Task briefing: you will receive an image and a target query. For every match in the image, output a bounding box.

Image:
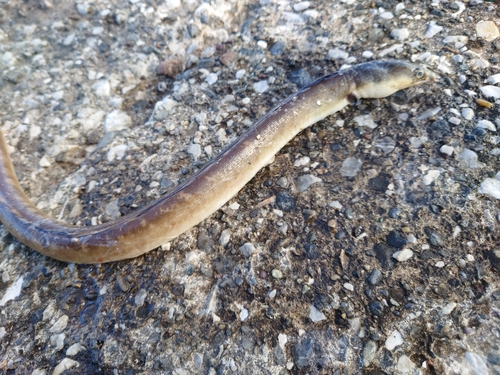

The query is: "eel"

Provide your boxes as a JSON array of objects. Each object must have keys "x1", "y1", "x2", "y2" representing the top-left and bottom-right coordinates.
[{"x1": 0, "y1": 60, "x2": 434, "y2": 263}]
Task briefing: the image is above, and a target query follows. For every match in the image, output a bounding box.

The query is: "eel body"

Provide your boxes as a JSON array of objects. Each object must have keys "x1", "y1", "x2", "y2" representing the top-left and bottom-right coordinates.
[{"x1": 0, "y1": 60, "x2": 434, "y2": 263}]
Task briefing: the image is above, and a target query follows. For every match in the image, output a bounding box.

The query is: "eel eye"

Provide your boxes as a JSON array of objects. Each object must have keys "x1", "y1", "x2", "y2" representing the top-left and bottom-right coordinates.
[{"x1": 414, "y1": 68, "x2": 425, "y2": 79}]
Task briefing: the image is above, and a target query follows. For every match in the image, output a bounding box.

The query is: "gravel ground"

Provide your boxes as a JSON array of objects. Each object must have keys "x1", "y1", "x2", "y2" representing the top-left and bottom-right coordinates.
[{"x1": 0, "y1": 0, "x2": 500, "y2": 374}]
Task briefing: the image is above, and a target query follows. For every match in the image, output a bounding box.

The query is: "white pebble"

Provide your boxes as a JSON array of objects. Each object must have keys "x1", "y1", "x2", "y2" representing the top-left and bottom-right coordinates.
[
  {"x1": 219, "y1": 229, "x2": 231, "y2": 246},
  {"x1": 448, "y1": 117, "x2": 461, "y2": 125},
  {"x1": 235, "y1": 69, "x2": 246, "y2": 79},
  {"x1": 390, "y1": 28, "x2": 409, "y2": 41},
  {"x1": 309, "y1": 305, "x2": 326, "y2": 322},
  {"x1": 476, "y1": 21, "x2": 500, "y2": 42},
  {"x1": 392, "y1": 249, "x2": 413, "y2": 262},
  {"x1": 491, "y1": 148, "x2": 500, "y2": 155},
  {"x1": 293, "y1": 1, "x2": 310, "y2": 12},
  {"x1": 416, "y1": 107, "x2": 441, "y2": 120},
  {"x1": 328, "y1": 48, "x2": 349, "y2": 60},
  {"x1": 205, "y1": 73, "x2": 218, "y2": 85},
  {"x1": 253, "y1": 80, "x2": 269, "y2": 94},
  {"x1": 353, "y1": 114, "x2": 377, "y2": 129},
  {"x1": 379, "y1": 11, "x2": 394, "y2": 19},
  {"x1": 152, "y1": 98, "x2": 178, "y2": 121},
  {"x1": 409, "y1": 136, "x2": 428, "y2": 148},
  {"x1": 106, "y1": 144, "x2": 127, "y2": 162},
  {"x1": 385, "y1": 330, "x2": 403, "y2": 350},
  {"x1": 66, "y1": 343, "x2": 86, "y2": 356},
  {"x1": 187, "y1": 143, "x2": 201, "y2": 160},
  {"x1": 480, "y1": 85, "x2": 500, "y2": 99},
  {"x1": 104, "y1": 110, "x2": 132, "y2": 132},
  {"x1": 461, "y1": 108, "x2": 474, "y2": 120},
  {"x1": 52, "y1": 358, "x2": 79, "y2": 375},
  {"x1": 435, "y1": 261, "x2": 445, "y2": 268},
  {"x1": 457, "y1": 149, "x2": 484, "y2": 169},
  {"x1": 343, "y1": 283, "x2": 354, "y2": 291},
  {"x1": 423, "y1": 170, "x2": 440, "y2": 185},
  {"x1": 0, "y1": 277, "x2": 24, "y2": 307},
  {"x1": 440, "y1": 145, "x2": 454, "y2": 156},
  {"x1": 39, "y1": 155, "x2": 51, "y2": 167},
  {"x1": 477, "y1": 119, "x2": 496, "y2": 132},
  {"x1": 362, "y1": 51, "x2": 374, "y2": 58},
  {"x1": 486, "y1": 73, "x2": 500, "y2": 85},
  {"x1": 451, "y1": 1, "x2": 465, "y2": 17},
  {"x1": 257, "y1": 40, "x2": 268, "y2": 49},
  {"x1": 134, "y1": 289, "x2": 147, "y2": 306},
  {"x1": 340, "y1": 157, "x2": 362, "y2": 177},
  {"x1": 240, "y1": 307, "x2": 248, "y2": 321},
  {"x1": 294, "y1": 156, "x2": 310, "y2": 167},
  {"x1": 92, "y1": 79, "x2": 110, "y2": 97},
  {"x1": 478, "y1": 178, "x2": 500, "y2": 199},
  {"x1": 50, "y1": 315, "x2": 69, "y2": 333},
  {"x1": 425, "y1": 21, "x2": 443, "y2": 38},
  {"x1": 442, "y1": 302, "x2": 457, "y2": 315},
  {"x1": 443, "y1": 35, "x2": 468, "y2": 46},
  {"x1": 397, "y1": 355, "x2": 415, "y2": 374},
  {"x1": 329, "y1": 201, "x2": 343, "y2": 210}
]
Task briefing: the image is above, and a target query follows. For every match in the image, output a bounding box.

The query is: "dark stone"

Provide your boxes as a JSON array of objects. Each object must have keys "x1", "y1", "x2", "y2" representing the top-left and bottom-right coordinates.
[
  {"x1": 427, "y1": 119, "x2": 450, "y2": 140},
  {"x1": 368, "y1": 301, "x2": 384, "y2": 317},
  {"x1": 160, "y1": 178, "x2": 174, "y2": 189},
  {"x1": 197, "y1": 58, "x2": 216, "y2": 69},
  {"x1": 293, "y1": 337, "x2": 314, "y2": 369},
  {"x1": 288, "y1": 68, "x2": 312, "y2": 88},
  {"x1": 197, "y1": 232, "x2": 213, "y2": 253},
  {"x1": 373, "y1": 243, "x2": 394, "y2": 269},
  {"x1": 276, "y1": 191, "x2": 295, "y2": 211},
  {"x1": 270, "y1": 41, "x2": 286, "y2": 55},
  {"x1": 425, "y1": 228, "x2": 445, "y2": 247},
  {"x1": 367, "y1": 269, "x2": 382, "y2": 285},
  {"x1": 386, "y1": 230, "x2": 407, "y2": 248},
  {"x1": 388, "y1": 207, "x2": 401, "y2": 218},
  {"x1": 368, "y1": 173, "x2": 390, "y2": 192},
  {"x1": 304, "y1": 243, "x2": 318, "y2": 259}
]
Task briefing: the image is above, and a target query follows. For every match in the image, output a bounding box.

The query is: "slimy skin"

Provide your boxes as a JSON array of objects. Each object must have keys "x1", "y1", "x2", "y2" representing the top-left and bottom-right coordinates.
[{"x1": 0, "y1": 60, "x2": 434, "y2": 263}]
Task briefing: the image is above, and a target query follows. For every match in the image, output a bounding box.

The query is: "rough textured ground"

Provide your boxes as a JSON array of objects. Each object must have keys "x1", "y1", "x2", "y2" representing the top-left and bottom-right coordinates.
[{"x1": 0, "y1": 0, "x2": 499, "y2": 374}]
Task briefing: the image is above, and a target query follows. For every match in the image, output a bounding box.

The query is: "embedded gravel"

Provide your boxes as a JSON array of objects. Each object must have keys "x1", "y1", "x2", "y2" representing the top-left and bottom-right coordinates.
[{"x1": 0, "y1": 1, "x2": 500, "y2": 375}]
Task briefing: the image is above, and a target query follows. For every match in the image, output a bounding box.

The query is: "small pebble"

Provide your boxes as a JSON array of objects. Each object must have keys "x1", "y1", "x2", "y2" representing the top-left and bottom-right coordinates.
[
  {"x1": 476, "y1": 21, "x2": 500, "y2": 42},
  {"x1": 327, "y1": 48, "x2": 348, "y2": 60},
  {"x1": 477, "y1": 120, "x2": 496, "y2": 132},
  {"x1": 205, "y1": 73, "x2": 218, "y2": 85},
  {"x1": 425, "y1": 21, "x2": 443, "y2": 38},
  {"x1": 478, "y1": 178, "x2": 500, "y2": 199},
  {"x1": 442, "y1": 302, "x2": 457, "y2": 315},
  {"x1": 343, "y1": 283, "x2": 354, "y2": 291},
  {"x1": 385, "y1": 330, "x2": 404, "y2": 350},
  {"x1": 271, "y1": 269, "x2": 283, "y2": 279},
  {"x1": 293, "y1": 1, "x2": 310, "y2": 12},
  {"x1": 440, "y1": 145, "x2": 454, "y2": 156},
  {"x1": 309, "y1": 305, "x2": 326, "y2": 322},
  {"x1": 457, "y1": 149, "x2": 484, "y2": 169},
  {"x1": 253, "y1": 80, "x2": 269, "y2": 94},
  {"x1": 295, "y1": 175, "x2": 322, "y2": 193},
  {"x1": 423, "y1": 170, "x2": 440, "y2": 185},
  {"x1": 390, "y1": 28, "x2": 409, "y2": 41},
  {"x1": 461, "y1": 108, "x2": 474, "y2": 120},
  {"x1": 392, "y1": 249, "x2": 413, "y2": 262},
  {"x1": 480, "y1": 86, "x2": 500, "y2": 99},
  {"x1": 239, "y1": 243, "x2": 256, "y2": 257},
  {"x1": 340, "y1": 157, "x2": 362, "y2": 177}
]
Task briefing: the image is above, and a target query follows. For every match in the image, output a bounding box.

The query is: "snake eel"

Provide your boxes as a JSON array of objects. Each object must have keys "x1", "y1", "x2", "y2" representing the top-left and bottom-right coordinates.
[{"x1": 0, "y1": 60, "x2": 434, "y2": 263}]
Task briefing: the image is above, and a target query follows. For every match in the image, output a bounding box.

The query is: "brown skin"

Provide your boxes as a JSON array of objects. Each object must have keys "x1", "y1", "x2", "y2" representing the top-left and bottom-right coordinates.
[{"x1": 0, "y1": 60, "x2": 434, "y2": 263}]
